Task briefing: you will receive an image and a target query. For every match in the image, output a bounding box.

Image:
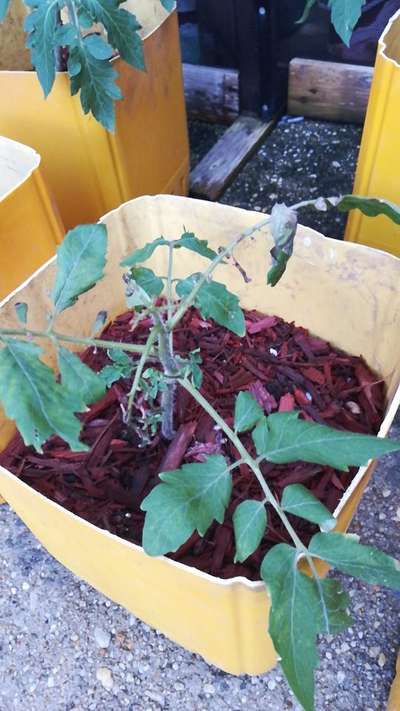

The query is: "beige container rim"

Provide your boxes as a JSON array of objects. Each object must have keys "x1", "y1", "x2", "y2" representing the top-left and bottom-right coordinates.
[
  {"x1": 379, "y1": 8, "x2": 400, "y2": 68},
  {"x1": 0, "y1": 136, "x2": 40, "y2": 202},
  {"x1": 1, "y1": 194, "x2": 399, "y2": 593}
]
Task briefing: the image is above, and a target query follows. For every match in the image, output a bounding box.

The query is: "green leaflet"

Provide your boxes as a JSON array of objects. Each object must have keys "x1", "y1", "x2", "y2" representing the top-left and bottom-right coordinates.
[
  {"x1": 125, "y1": 267, "x2": 164, "y2": 307},
  {"x1": 233, "y1": 499, "x2": 267, "y2": 563},
  {"x1": 68, "y1": 45, "x2": 122, "y2": 132},
  {"x1": 141, "y1": 455, "x2": 232, "y2": 556},
  {"x1": 0, "y1": 339, "x2": 87, "y2": 452},
  {"x1": 121, "y1": 238, "x2": 169, "y2": 267},
  {"x1": 24, "y1": 0, "x2": 60, "y2": 97},
  {"x1": 81, "y1": 0, "x2": 145, "y2": 69},
  {"x1": 328, "y1": 0, "x2": 364, "y2": 47},
  {"x1": 57, "y1": 347, "x2": 106, "y2": 405},
  {"x1": 261, "y1": 544, "x2": 352, "y2": 711},
  {"x1": 100, "y1": 349, "x2": 133, "y2": 387},
  {"x1": 309, "y1": 532, "x2": 400, "y2": 589},
  {"x1": 337, "y1": 195, "x2": 400, "y2": 225},
  {"x1": 121, "y1": 233, "x2": 218, "y2": 268},
  {"x1": 84, "y1": 34, "x2": 113, "y2": 60},
  {"x1": 176, "y1": 232, "x2": 218, "y2": 260},
  {"x1": 252, "y1": 411, "x2": 400, "y2": 471},
  {"x1": 0, "y1": 0, "x2": 10, "y2": 21},
  {"x1": 282, "y1": 484, "x2": 336, "y2": 532},
  {"x1": 176, "y1": 274, "x2": 245, "y2": 337},
  {"x1": 234, "y1": 391, "x2": 264, "y2": 433},
  {"x1": 52, "y1": 223, "x2": 107, "y2": 313},
  {"x1": 296, "y1": 0, "x2": 316, "y2": 24}
]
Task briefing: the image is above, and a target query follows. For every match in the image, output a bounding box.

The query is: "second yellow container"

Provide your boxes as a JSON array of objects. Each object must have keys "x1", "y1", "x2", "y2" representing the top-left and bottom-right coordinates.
[
  {"x1": 345, "y1": 9, "x2": 400, "y2": 255},
  {"x1": 0, "y1": 2, "x2": 189, "y2": 230}
]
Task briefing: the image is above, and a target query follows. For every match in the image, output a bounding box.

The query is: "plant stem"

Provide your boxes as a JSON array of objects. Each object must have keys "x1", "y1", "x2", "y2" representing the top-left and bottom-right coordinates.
[
  {"x1": 0, "y1": 327, "x2": 153, "y2": 357},
  {"x1": 168, "y1": 217, "x2": 270, "y2": 331},
  {"x1": 166, "y1": 243, "x2": 174, "y2": 353},
  {"x1": 153, "y1": 314, "x2": 179, "y2": 440},
  {"x1": 178, "y1": 376, "x2": 328, "y2": 620},
  {"x1": 125, "y1": 329, "x2": 159, "y2": 424}
]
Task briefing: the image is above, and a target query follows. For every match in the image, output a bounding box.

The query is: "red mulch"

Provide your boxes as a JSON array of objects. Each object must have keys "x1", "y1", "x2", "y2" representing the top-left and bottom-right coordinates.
[{"x1": 0, "y1": 308, "x2": 385, "y2": 580}]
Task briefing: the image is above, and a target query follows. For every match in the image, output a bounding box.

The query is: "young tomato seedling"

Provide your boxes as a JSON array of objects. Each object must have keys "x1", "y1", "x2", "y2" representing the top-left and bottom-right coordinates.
[{"x1": 0, "y1": 194, "x2": 400, "y2": 711}]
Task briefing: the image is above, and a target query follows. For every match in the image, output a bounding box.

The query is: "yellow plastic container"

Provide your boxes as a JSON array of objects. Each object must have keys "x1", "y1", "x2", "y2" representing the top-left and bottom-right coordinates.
[
  {"x1": 0, "y1": 196, "x2": 399, "y2": 675},
  {"x1": 387, "y1": 652, "x2": 400, "y2": 710},
  {"x1": 0, "y1": 3, "x2": 189, "y2": 230},
  {"x1": 345, "y1": 10, "x2": 400, "y2": 256},
  {"x1": 0, "y1": 136, "x2": 63, "y2": 300}
]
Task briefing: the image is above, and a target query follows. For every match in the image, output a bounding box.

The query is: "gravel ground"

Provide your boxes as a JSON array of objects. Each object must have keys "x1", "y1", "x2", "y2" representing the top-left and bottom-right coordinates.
[{"x1": 1, "y1": 118, "x2": 399, "y2": 711}]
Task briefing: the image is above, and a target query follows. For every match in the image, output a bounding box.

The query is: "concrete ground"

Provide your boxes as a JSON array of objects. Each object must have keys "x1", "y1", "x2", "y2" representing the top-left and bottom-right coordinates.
[{"x1": 0, "y1": 118, "x2": 399, "y2": 711}]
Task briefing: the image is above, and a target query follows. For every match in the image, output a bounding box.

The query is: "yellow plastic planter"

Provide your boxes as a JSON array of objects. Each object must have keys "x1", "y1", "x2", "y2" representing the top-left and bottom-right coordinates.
[
  {"x1": 0, "y1": 136, "x2": 63, "y2": 300},
  {"x1": 345, "y1": 9, "x2": 400, "y2": 256},
  {"x1": 0, "y1": 2, "x2": 189, "y2": 230},
  {"x1": 0, "y1": 196, "x2": 399, "y2": 675}
]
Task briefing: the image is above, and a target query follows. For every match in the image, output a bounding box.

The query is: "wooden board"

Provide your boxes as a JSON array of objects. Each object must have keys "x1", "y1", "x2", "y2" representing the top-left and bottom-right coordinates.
[
  {"x1": 288, "y1": 58, "x2": 373, "y2": 124},
  {"x1": 183, "y1": 64, "x2": 239, "y2": 124},
  {"x1": 190, "y1": 115, "x2": 276, "y2": 201}
]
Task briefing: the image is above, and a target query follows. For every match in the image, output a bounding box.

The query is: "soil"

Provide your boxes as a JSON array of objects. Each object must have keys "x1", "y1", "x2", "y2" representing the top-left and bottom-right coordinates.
[{"x1": 0, "y1": 307, "x2": 385, "y2": 581}]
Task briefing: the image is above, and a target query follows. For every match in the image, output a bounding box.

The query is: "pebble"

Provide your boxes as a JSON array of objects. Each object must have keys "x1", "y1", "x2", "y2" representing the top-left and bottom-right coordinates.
[
  {"x1": 382, "y1": 488, "x2": 391, "y2": 498},
  {"x1": 145, "y1": 690, "x2": 165, "y2": 705},
  {"x1": 22, "y1": 581, "x2": 30, "y2": 591},
  {"x1": 378, "y1": 653, "x2": 386, "y2": 668},
  {"x1": 340, "y1": 643, "x2": 350, "y2": 653},
  {"x1": 337, "y1": 671, "x2": 346, "y2": 684},
  {"x1": 174, "y1": 682, "x2": 185, "y2": 691},
  {"x1": 203, "y1": 683, "x2": 215, "y2": 695},
  {"x1": 369, "y1": 646, "x2": 380, "y2": 658},
  {"x1": 94, "y1": 627, "x2": 111, "y2": 649},
  {"x1": 96, "y1": 667, "x2": 114, "y2": 691},
  {"x1": 267, "y1": 680, "x2": 276, "y2": 691}
]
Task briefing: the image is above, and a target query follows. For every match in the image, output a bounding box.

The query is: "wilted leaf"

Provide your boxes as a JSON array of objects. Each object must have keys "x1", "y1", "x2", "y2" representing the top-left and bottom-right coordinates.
[
  {"x1": 176, "y1": 274, "x2": 245, "y2": 336},
  {"x1": 267, "y1": 203, "x2": 297, "y2": 287},
  {"x1": 58, "y1": 347, "x2": 105, "y2": 405},
  {"x1": 252, "y1": 411, "x2": 400, "y2": 470},
  {"x1": 337, "y1": 195, "x2": 400, "y2": 225},
  {"x1": 91, "y1": 310, "x2": 108, "y2": 335},
  {"x1": 296, "y1": 0, "x2": 316, "y2": 24},
  {"x1": 0, "y1": 339, "x2": 87, "y2": 452},
  {"x1": 234, "y1": 391, "x2": 264, "y2": 433},
  {"x1": 282, "y1": 484, "x2": 336, "y2": 532},
  {"x1": 141, "y1": 455, "x2": 232, "y2": 555},
  {"x1": 233, "y1": 499, "x2": 267, "y2": 562},
  {"x1": 52, "y1": 224, "x2": 107, "y2": 313},
  {"x1": 309, "y1": 532, "x2": 400, "y2": 589}
]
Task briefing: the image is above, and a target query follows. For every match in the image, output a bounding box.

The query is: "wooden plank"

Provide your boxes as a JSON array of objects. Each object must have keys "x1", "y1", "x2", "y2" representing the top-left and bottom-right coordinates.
[
  {"x1": 288, "y1": 58, "x2": 373, "y2": 124},
  {"x1": 190, "y1": 115, "x2": 276, "y2": 201},
  {"x1": 183, "y1": 64, "x2": 239, "y2": 124}
]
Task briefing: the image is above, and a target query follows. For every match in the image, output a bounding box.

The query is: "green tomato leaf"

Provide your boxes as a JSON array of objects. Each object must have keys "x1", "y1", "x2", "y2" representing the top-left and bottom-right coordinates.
[
  {"x1": 120, "y1": 237, "x2": 169, "y2": 267},
  {"x1": 328, "y1": 0, "x2": 364, "y2": 46},
  {"x1": 53, "y1": 22, "x2": 78, "y2": 46},
  {"x1": 100, "y1": 349, "x2": 132, "y2": 386},
  {"x1": 57, "y1": 347, "x2": 106, "y2": 405},
  {"x1": 68, "y1": 46, "x2": 122, "y2": 131},
  {"x1": 234, "y1": 391, "x2": 264, "y2": 433},
  {"x1": 80, "y1": 0, "x2": 145, "y2": 69},
  {"x1": 309, "y1": 532, "x2": 400, "y2": 589},
  {"x1": 233, "y1": 499, "x2": 267, "y2": 563},
  {"x1": 14, "y1": 302, "x2": 28, "y2": 325},
  {"x1": 282, "y1": 484, "x2": 336, "y2": 532},
  {"x1": 24, "y1": 0, "x2": 59, "y2": 97},
  {"x1": 175, "y1": 232, "x2": 219, "y2": 261},
  {"x1": 125, "y1": 267, "x2": 163, "y2": 307},
  {"x1": 176, "y1": 274, "x2": 245, "y2": 337},
  {"x1": 141, "y1": 455, "x2": 232, "y2": 556},
  {"x1": 337, "y1": 195, "x2": 400, "y2": 225},
  {"x1": 0, "y1": 339, "x2": 87, "y2": 452},
  {"x1": 0, "y1": 0, "x2": 10, "y2": 21},
  {"x1": 84, "y1": 33, "x2": 114, "y2": 60},
  {"x1": 52, "y1": 223, "x2": 107, "y2": 313},
  {"x1": 252, "y1": 411, "x2": 400, "y2": 471},
  {"x1": 261, "y1": 544, "x2": 353, "y2": 711}
]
